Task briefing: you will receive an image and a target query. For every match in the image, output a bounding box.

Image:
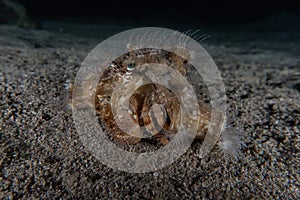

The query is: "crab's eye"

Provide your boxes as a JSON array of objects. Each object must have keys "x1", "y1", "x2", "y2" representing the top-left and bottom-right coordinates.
[{"x1": 127, "y1": 63, "x2": 135, "y2": 70}]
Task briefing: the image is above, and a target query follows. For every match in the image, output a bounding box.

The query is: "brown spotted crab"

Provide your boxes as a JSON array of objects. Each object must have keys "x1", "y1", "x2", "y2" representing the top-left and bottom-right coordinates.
[{"x1": 72, "y1": 47, "x2": 245, "y2": 160}]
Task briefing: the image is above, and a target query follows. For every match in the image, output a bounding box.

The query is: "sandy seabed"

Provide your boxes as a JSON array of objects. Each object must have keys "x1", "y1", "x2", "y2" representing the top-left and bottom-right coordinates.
[{"x1": 0, "y1": 18, "x2": 299, "y2": 199}]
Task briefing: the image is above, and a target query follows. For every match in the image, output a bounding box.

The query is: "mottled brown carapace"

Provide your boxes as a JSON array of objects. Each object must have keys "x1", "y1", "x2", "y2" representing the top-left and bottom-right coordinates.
[{"x1": 94, "y1": 48, "x2": 226, "y2": 146}]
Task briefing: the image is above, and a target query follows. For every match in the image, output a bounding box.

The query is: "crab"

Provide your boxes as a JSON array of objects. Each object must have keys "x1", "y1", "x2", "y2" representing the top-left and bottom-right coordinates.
[
  {"x1": 72, "y1": 47, "x2": 245, "y2": 159},
  {"x1": 93, "y1": 48, "x2": 225, "y2": 144}
]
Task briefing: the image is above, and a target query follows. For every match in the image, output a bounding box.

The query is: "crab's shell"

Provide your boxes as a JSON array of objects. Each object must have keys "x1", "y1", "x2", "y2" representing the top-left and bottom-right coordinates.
[{"x1": 88, "y1": 48, "x2": 226, "y2": 145}]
